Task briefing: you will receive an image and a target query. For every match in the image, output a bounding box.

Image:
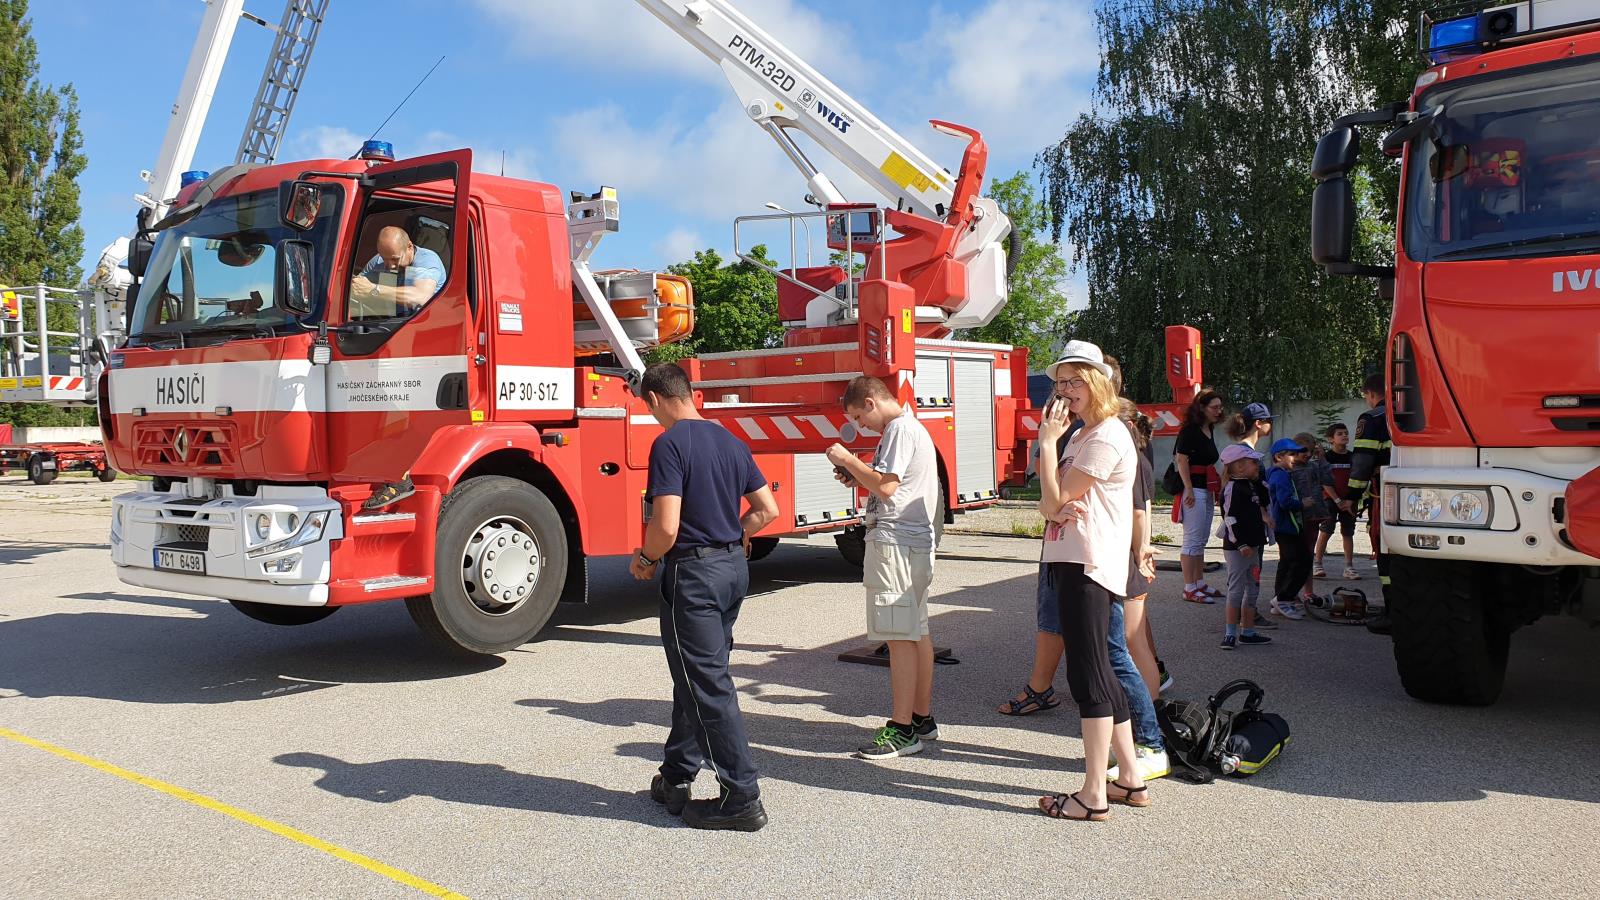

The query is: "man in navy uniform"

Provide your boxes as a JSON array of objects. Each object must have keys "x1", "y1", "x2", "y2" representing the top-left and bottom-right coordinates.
[
  {"x1": 1341, "y1": 372, "x2": 1392, "y2": 635},
  {"x1": 629, "y1": 363, "x2": 778, "y2": 831}
]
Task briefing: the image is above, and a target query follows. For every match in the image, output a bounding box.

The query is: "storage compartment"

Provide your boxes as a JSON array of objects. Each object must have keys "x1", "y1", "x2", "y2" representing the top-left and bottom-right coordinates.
[{"x1": 573, "y1": 270, "x2": 694, "y2": 356}]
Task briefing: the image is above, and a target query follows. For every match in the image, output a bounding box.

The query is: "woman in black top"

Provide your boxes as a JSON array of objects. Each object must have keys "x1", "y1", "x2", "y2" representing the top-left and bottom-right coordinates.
[{"x1": 1173, "y1": 391, "x2": 1224, "y2": 602}]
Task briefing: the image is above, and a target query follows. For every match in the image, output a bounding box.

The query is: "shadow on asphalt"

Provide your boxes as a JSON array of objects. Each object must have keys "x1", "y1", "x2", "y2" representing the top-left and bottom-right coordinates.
[
  {"x1": 0, "y1": 539, "x2": 109, "y2": 565},
  {"x1": 272, "y1": 752, "x2": 671, "y2": 826},
  {"x1": 0, "y1": 592, "x2": 501, "y2": 703}
]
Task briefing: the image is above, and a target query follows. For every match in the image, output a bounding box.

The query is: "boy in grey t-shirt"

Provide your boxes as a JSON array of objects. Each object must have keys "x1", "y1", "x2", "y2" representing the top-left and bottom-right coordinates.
[{"x1": 827, "y1": 376, "x2": 940, "y2": 760}]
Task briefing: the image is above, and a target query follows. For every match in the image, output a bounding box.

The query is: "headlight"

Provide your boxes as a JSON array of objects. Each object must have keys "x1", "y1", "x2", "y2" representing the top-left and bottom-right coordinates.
[
  {"x1": 1395, "y1": 485, "x2": 1491, "y2": 528},
  {"x1": 246, "y1": 510, "x2": 331, "y2": 558},
  {"x1": 254, "y1": 513, "x2": 272, "y2": 540},
  {"x1": 1446, "y1": 489, "x2": 1488, "y2": 526},
  {"x1": 1401, "y1": 487, "x2": 1442, "y2": 523}
]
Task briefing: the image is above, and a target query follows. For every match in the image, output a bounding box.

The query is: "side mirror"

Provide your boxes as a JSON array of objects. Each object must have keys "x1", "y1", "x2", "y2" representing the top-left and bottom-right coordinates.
[
  {"x1": 1310, "y1": 126, "x2": 1359, "y2": 180},
  {"x1": 276, "y1": 239, "x2": 315, "y2": 316},
  {"x1": 126, "y1": 233, "x2": 154, "y2": 279},
  {"x1": 279, "y1": 181, "x2": 321, "y2": 231},
  {"x1": 1311, "y1": 176, "x2": 1356, "y2": 266}
]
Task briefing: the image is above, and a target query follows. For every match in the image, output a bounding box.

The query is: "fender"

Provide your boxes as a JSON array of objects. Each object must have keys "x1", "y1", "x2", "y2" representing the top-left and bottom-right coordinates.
[{"x1": 406, "y1": 423, "x2": 594, "y2": 542}]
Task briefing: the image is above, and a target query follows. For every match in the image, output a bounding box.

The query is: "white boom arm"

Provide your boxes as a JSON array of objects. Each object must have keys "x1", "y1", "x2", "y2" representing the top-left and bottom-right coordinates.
[
  {"x1": 632, "y1": 0, "x2": 1013, "y2": 330},
  {"x1": 632, "y1": 0, "x2": 957, "y2": 219},
  {"x1": 136, "y1": 0, "x2": 249, "y2": 221}
]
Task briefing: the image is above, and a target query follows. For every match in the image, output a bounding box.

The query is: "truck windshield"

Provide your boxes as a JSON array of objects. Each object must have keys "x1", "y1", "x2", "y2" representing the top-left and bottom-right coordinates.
[
  {"x1": 1404, "y1": 55, "x2": 1600, "y2": 262},
  {"x1": 129, "y1": 186, "x2": 341, "y2": 345}
]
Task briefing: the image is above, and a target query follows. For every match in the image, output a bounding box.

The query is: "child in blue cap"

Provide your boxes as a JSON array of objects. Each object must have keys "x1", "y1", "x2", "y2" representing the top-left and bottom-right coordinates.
[{"x1": 1265, "y1": 437, "x2": 1311, "y2": 620}]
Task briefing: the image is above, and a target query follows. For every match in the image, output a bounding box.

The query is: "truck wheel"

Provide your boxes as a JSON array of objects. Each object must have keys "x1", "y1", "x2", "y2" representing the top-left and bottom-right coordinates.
[
  {"x1": 1389, "y1": 556, "x2": 1511, "y2": 706},
  {"x1": 747, "y1": 537, "x2": 779, "y2": 561},
  {"x1": 835, "y1": 525, "x2": 865, "y2": 567},
  {"x1": 229, "y1": 600, "x2": 340, "y2": 626},
  {"x1": 96, "y1": 467, "x2": 118, "y2": 482},
  {"x1": 27, "y1": 455, "x2": 56, "y2": 485},
  {"x1": 406, "y1": 475, "x2": 568, "y2": 655}
]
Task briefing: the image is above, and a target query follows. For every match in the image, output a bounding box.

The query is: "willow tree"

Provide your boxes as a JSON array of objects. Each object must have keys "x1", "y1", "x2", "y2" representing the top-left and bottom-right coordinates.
[{"x1": 1039, "y1": 0, "x2": 1410, "y2": 404}]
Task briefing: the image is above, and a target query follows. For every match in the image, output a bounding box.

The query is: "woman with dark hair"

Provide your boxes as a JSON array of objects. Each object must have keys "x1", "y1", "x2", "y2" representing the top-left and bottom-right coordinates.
[{"x1": 1173, "y1": 391, "x2": 1224, "y2": 603}]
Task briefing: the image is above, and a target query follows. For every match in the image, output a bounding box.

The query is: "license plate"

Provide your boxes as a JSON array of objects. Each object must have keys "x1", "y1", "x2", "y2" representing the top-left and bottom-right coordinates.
[{"x1": 154, "y1": 547, "x2": 205, "y2": 574}]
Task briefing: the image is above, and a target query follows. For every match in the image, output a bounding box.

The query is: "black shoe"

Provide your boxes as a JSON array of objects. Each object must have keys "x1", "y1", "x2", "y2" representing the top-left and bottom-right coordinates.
[
  {"x1": 681, "y1": 797, "x2": 768, "y2": 832},
  {"x1": 912, "y1": 713, "x2": 939, "y2": 741},
  {"x1": 650, "y1": 774, "x2": 690, "y2": 816},
  {"x1": 1366, "y1": 613, "x2": 1392, "y2": 635},
  {"x1": 363, "y1": 477, "x2": 415, "y2": 510}
]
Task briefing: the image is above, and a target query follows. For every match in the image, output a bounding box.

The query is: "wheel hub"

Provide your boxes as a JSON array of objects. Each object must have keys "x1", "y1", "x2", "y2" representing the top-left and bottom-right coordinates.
[{"x1": 462, "y1": 520, "x2": 541, "y2": 616}]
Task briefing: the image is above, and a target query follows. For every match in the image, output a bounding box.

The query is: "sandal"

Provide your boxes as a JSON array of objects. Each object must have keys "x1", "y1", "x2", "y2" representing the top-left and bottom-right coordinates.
[
  {"x1": 998, "y1": 684, "x2": 1060, "y2": 716},
  {"x1": 362, "y1": 477, "x2": 416, "y2": 510},
  {"x1": 1039, "y1": 792, "x2": 1109, "y2": 822},
  {"x1": 1107, "y1": 780, "x2": 1151, "y2": 808}
]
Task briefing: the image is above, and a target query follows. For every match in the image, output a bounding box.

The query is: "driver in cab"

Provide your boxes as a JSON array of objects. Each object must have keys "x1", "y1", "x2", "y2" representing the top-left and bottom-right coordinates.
[{"x1": 349, "y1": 225, "x2": 445, "y2": 317}]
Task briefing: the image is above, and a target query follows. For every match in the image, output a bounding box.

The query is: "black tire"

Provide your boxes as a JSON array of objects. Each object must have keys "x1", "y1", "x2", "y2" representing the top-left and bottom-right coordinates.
[
  {"x1": 229, "y1": 600, "x2": 340, "y2": 626},
  {"x1": 1389, "y1": 555, "x2": 1510, "y2": 706},
  {"x1": 835, "y1": 525, "x2": 866, "y2": 567},
  {"x1": 27, "y1": 455, "x2": 56, "y2": 486},
  {"x1": 406, "y1": 476, "x2": 568, "y2": 655},
  {"x1": 96, "y1": 467, "x2": 118, "y2": 482},
  {"x1": 747, "y1": 537, "x2": 779, "y2": 561}
]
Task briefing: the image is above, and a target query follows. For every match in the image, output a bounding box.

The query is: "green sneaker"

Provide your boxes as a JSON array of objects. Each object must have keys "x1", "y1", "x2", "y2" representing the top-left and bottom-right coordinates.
[{"x1": 855, "y1": 723, "x2": 923, "y2": 759}]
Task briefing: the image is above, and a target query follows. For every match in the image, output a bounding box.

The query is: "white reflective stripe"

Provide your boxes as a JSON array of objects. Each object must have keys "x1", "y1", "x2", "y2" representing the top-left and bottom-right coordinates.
[
  {"x1": 109, "y1": 356, "x2": 471, "y2": 414},
  {"x1": 736, "y1": 417, "x2": 768, "y2": 440},
  {"x1": 629, "y1": 415, "x2": 657, "y2": 426},
  {"x1": 916, "y1": 411, "x2": 948, "y2": 420},
  {"x1": 109, "y1": 359, "x2": 321, "y2": 414},
  {"x1": 771, "y1": 416, "x2": 804, "y2": 439},
  {"x1": 800, "y1": 415, "x2": 839, "y2": 438},
  {"x1": 329, "y1": 356, "x2": 468, "y2": 412}
]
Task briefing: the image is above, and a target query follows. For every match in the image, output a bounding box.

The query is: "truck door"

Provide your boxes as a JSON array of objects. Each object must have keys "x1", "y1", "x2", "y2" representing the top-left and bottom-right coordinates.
[{"x1": 326, "y1": 150, "x2": 474, "y2": 481}]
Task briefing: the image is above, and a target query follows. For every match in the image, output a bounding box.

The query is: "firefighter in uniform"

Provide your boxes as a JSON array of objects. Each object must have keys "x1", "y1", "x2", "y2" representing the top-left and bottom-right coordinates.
[
  {"x1": 629, "y1": 362, "x2": 779, "y2": 832},
  {"x1": 1341, "y1": 372, "x2": 1392, "y2": 635}
]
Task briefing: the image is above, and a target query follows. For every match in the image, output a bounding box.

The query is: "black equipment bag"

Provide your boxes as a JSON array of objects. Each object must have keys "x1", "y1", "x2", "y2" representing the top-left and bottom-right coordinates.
[{"x1": 1156, "y1": 679, "x2": 1289, "y2": 782}]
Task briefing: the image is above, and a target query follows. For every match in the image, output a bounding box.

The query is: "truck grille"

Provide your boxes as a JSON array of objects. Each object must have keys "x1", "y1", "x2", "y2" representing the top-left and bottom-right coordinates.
[
  {"x1": 175, "y1": 523, "x2": 209, "y2": 545},
  {"x1": 134, "y1": 422, "x2": 237, "y2": 470}
]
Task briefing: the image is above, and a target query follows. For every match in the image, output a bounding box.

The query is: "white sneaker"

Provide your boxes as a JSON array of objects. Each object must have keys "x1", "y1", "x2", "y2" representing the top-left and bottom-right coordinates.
[
  {"x1": 1108, "y1": 745, "x2": 1171, "y2": 782},
  {"x1": 1313, "y1": 563, "x2": 1327, "y2": 577},
  {"x1": 1271, "y1": 599, "x2": 1306, "y2": 620},
  {"x1": 1343, "y1": 566, "x2": 1360, "y2": 581}
]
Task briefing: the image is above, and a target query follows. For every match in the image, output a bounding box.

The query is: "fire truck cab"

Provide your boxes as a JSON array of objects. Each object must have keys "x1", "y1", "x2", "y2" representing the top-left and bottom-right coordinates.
[{"x1": 1312, "y1": 0, "x2": 1600, "y2": 704}]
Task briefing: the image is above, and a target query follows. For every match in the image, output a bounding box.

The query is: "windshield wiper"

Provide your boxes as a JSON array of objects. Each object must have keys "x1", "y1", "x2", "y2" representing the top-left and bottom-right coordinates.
[{"x1": 1435, "y1": 229, "x2": 1600, "y2": 259}]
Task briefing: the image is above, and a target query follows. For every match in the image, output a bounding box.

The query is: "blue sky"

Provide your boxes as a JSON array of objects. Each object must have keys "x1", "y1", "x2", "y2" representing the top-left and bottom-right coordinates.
[{"x1": 33, "y1": 0, "x2": 1097, "y2": 292}]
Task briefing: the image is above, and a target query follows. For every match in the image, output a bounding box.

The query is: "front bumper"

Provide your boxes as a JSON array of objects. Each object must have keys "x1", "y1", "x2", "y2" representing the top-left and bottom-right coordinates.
[
  {"x1": 110, "y1": 483, "x2": 344, "y2": 607},
  {"x1": 1382, "y1": 465, "x2": 1596, "y2": 567}
]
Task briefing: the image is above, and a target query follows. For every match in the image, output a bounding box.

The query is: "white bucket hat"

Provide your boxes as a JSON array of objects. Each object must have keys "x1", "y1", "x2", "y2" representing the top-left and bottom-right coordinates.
[{"x1": 1045, "y1": 340, "x2": 1113, "y2": 381}]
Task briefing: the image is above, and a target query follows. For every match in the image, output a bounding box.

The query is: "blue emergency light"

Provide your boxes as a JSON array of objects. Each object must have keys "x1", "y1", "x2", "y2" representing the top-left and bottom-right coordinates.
[
  {"x1": 359, "y1": 140, "x2": 395, "y2": 162},
  {"x1": 179, "y1": 169, "x2": 210, "y2": 187},
  {"x1": 1427, "y1": 15, "x2": 1480, "y2": 63}
]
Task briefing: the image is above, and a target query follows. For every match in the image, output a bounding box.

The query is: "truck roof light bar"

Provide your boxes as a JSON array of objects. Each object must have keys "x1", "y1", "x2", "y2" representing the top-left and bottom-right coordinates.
[{"x1": 1420, "y1": 1, "x2": 1600, "y2": 64}]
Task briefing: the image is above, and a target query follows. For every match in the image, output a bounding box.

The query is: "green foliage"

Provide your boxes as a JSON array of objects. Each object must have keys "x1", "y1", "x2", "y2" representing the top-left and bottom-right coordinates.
[
  {"x1": 1038, "y1": 0, "x2": 1412, "y2": 404},
  {"x1": 0, "y1": 1, "x2": 90, "y2": 428},
  {"x1": 1313, "y1": 400, "x2": 1349, "y2": 438},
  {"x1": 647, "y1": 245, "x2": 782, "y2": 363},
  {"x1": 958, "y1": 170, "x2": 1073, "y2": 363}
]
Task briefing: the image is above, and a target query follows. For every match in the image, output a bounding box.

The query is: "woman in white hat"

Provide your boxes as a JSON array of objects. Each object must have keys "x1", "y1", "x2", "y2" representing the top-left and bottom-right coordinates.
[{"x1": 1034, "y1": 340, "x2": 1148, "y2": 821}]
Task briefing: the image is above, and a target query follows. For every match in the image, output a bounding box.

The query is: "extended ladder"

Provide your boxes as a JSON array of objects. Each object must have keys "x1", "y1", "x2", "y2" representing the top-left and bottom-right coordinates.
[{"x1": 234, "y1": 0, "x2": 332, "y2": 165}]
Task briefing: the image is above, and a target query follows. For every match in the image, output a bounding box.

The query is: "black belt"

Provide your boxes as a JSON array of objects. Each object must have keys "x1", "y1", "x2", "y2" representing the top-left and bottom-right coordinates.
[{"x1": 666, "y1": 541, "x2": 741, "y2": 562}]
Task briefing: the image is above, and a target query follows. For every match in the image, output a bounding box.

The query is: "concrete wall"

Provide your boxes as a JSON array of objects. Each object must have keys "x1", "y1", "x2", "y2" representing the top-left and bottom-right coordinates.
[
  {"x1": 10, "y1": 426, "x2": 103, "y2": 445},
  {"x1": 1149, "y1": 398, "x2": 1369, "y2": 490}
]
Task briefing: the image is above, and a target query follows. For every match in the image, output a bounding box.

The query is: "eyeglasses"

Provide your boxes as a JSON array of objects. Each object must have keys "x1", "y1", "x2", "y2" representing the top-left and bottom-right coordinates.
[{"x1": 1054, "y1": 377, "x2": 1087, "y2": 390}]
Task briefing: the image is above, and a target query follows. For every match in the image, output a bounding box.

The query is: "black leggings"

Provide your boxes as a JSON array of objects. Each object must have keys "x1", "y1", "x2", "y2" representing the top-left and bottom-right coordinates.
[{"x1": 1051, "y1": 562, "x2": 1130, "y2": 723}]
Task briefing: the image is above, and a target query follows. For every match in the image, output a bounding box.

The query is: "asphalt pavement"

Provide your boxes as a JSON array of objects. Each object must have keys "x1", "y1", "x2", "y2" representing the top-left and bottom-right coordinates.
[{"x1": 3, "y1": 475, "x2": 1599, "y2": 898}]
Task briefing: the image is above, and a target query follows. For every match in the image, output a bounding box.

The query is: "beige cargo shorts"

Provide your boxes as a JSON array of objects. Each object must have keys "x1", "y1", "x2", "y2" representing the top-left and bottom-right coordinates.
[{"x1": 864, "y1": 539, "x2": 934, "y2": 641}]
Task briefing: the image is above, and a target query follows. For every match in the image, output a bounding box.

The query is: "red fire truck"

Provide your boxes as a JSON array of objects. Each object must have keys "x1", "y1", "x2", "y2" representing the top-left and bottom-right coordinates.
[
  {"x1": 1312, "y1": 0, "x2": 1600, "y2": 704},
  {"x1": 102, "y1": 1, "x2": 1031, "y2": 654}
]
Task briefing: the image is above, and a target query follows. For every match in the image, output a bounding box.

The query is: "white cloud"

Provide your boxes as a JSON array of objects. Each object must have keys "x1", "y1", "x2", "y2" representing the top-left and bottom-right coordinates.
[
  {"x1": 290, "y1": 125, "x2": 364, "y2": 160},
  {"x1": 652, "y1": 226, "x2": 706, "y2": 263},
  {"x1": 471, "y1": 0, "x2": 861, "y2": 80},
  {"x1": 415, "y1": 130, "x2": 540, "y2": 180},
  {"x1": 897, "y1": 0, "x2": 1099, "y2": 157}
]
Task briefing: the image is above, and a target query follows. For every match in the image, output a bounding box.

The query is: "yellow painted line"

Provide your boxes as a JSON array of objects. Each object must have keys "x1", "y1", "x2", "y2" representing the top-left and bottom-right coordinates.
[{"x1": 0, "y1": 726, "x2": 468, "y2": 899}]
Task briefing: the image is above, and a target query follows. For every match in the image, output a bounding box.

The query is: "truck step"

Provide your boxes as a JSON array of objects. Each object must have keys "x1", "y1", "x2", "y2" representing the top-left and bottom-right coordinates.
[
  {"x1": 348, "y1": 511, "x2": 418, "y2": 536},
  {"x1": 361, "y1": 574, "x2": 429, "y2": 592}
]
